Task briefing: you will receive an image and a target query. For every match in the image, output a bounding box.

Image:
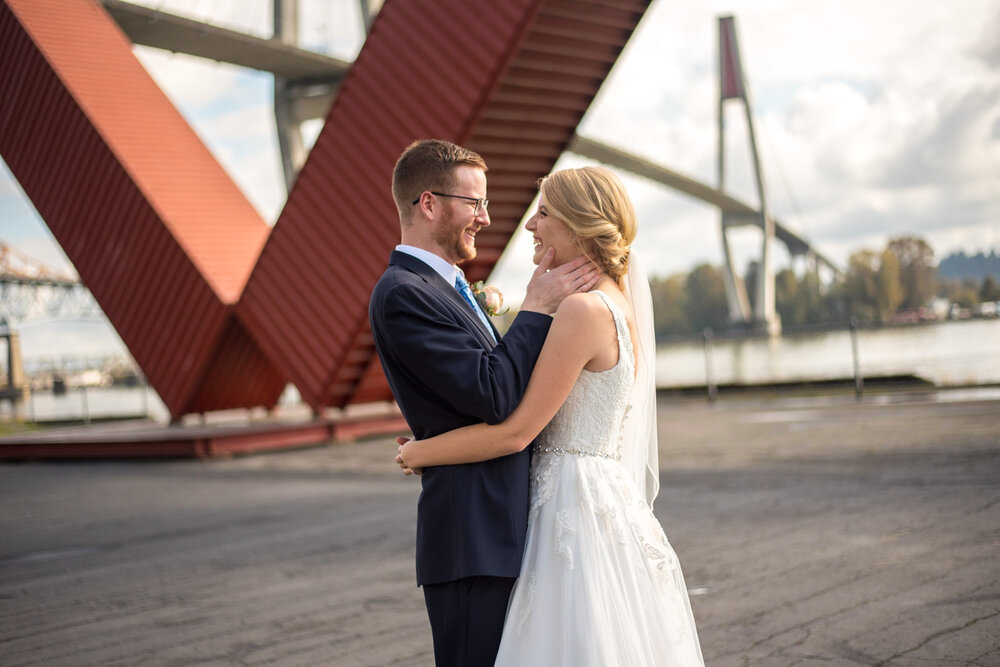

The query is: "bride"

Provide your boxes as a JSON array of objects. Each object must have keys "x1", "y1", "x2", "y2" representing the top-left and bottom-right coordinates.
[{"x1": 396, "y1": 166, "x2": 705, "y2": 667}]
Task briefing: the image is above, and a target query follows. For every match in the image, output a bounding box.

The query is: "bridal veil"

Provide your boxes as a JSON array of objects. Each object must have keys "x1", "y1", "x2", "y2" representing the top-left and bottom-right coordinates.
[{"x1": 622, "y1": 252, "x2": 660, "y2": 506}]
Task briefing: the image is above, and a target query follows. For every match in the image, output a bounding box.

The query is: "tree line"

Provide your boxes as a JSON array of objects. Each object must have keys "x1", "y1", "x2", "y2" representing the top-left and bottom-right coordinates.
[
  {"x1": 650, "y1": 236, "x2": 1000, "y2": 340},
  {"x1": 938, "y1": 250, "x2": 1000, "y2": 281}
]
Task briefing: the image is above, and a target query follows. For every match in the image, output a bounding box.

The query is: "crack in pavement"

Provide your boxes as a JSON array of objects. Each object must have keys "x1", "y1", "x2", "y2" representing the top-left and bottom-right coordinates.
[{"x1": 871, "y1": 608, "x2": 1000, "y2": 667}]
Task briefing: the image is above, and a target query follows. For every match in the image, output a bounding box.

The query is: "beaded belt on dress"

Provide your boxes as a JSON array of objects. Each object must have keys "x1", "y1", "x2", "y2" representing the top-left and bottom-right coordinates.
[{"x1": 535, "y1": 445, "x2": 622, "y2": 461}]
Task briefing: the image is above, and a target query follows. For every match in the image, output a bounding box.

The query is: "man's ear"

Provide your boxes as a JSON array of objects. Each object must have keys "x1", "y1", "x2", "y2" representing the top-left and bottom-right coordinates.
[{"x1": 413, "y1": 191, "x2": 436, "y2": 221}]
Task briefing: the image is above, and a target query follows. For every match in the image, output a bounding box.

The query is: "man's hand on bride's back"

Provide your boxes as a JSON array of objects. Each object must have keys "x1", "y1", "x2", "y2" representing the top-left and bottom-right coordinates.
[{"x1": 521, "y1": 249, "x2": 600, "y2": 315}]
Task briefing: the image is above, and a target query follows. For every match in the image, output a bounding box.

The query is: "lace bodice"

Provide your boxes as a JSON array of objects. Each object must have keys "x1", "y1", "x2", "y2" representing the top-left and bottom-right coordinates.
[{"x1": 534, "y1": 291, "x2": 634, "y2": 463}]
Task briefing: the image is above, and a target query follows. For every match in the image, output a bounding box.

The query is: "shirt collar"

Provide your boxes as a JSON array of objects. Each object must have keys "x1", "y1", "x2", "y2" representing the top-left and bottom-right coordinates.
[{"x1": 395, "y1": 245, "x2": 459, "y2": 286}]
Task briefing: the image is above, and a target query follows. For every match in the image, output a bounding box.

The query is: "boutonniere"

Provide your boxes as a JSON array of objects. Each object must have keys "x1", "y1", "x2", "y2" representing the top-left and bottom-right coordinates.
[{"x1": 470, "y1": 281, "x2": 509, "y2": 316}]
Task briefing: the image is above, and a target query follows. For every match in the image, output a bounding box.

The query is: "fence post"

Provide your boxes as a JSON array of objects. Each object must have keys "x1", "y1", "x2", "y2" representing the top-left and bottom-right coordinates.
[
  {"x1": 850, "y1": 317, "x2": 863, "y2": 400},
  {"x1": 704, "y1": 327, "x2": 718, "y2": 401},
  {"x1": 140, "y1": 373, "x2": 149, "y2": 420},
  {"x1": 81, "y1": 385, "x2": 91, "y2": 424}
]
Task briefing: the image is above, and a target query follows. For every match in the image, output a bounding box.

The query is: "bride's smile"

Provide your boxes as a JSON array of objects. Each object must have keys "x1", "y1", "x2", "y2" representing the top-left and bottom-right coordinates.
[{"x1": 526, "y1": 194, "x2": 581, "y2": 267}]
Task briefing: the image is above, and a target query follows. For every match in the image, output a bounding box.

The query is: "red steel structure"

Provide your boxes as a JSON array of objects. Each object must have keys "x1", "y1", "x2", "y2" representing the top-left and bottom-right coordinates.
[
  {"x1": 0, "y1": 0, "x2": 286, "y2": 418},
  {"x1": 1, "y1": 0, "x2": 649, "y2": 420}
]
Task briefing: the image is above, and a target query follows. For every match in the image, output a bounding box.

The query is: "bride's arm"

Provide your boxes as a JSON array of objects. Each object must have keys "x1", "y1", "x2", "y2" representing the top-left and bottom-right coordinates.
[{"x1": 398, "y1": 293, "x2": 607, "y2": 468}]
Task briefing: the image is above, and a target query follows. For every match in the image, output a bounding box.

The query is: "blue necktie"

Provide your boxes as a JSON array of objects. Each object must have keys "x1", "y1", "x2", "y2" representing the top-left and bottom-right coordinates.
[{"x1": 455, "y1": 271, "x2": 496, "y2": 342}]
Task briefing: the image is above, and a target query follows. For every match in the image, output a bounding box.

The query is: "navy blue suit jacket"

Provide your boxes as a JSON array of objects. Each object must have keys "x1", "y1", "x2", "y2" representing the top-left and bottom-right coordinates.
[{"x1": 369, "y1": 251, "x2": 551, "y2": 586}]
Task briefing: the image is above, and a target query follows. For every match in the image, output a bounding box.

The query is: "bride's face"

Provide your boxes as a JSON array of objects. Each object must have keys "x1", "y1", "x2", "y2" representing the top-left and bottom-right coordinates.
[{"x1": 526, "y1": 193, "x2": 581, "y2": 267}]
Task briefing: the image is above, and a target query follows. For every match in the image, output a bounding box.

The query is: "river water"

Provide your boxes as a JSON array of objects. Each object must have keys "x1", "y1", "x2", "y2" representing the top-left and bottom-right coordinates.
[
  {"x1": 8, "y1": 319, "x2": 999, "y2": 423},
  {"x1": 656, "y1": 318, "x2": 1000, "y2": 389}
]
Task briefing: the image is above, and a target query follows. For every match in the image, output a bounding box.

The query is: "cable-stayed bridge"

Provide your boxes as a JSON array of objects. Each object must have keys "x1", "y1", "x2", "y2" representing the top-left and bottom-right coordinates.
[
  {"x1": 1, "y1": 0, "x2": 836, "y2": 421},
  {"x1": 98, "y1": 0, "x2": 836, "y2": 331}
]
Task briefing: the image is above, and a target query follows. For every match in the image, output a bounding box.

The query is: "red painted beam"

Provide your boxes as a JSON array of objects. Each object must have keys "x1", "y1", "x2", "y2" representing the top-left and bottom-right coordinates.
[
  {"x1": 0, "y1": 0, "x2": 284, "y2": 418},
  {"x1": 2, "y1": 0, "x2": 650, "y2": 422}
]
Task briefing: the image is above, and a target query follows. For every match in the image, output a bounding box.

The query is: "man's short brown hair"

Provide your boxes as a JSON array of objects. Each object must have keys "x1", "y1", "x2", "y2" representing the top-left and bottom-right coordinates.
[{"x1": 392, "y1": 139, "x2": 487, "y2": 221}]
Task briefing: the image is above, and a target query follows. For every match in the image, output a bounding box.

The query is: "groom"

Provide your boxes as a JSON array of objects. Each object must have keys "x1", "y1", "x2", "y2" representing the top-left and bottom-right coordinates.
[{"x1": 369, "y1": 139, "x2": 596, "y2": 667}]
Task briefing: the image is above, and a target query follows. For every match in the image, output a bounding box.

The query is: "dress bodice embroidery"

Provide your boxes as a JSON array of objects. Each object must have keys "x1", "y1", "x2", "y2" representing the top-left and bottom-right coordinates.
[{"x1": 531, "y1": 290, "x2": 634, "y2": 512}]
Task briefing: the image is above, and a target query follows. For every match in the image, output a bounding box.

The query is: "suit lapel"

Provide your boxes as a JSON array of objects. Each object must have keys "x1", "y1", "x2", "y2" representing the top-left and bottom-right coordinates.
[{"x1": 390, "y1": 251, "x2": 497, "y2": 348}]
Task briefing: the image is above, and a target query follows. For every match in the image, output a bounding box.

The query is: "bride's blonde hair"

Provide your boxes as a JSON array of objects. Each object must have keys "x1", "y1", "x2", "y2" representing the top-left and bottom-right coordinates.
[{"x1": 537, "y1": 166, "x2": 637, "y2": 288}]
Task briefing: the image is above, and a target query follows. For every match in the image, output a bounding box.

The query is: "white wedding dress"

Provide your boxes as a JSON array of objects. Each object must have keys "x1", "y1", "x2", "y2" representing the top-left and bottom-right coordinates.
[{"x1": 494, "y1": 291, "x2": 705, "y2": 667}]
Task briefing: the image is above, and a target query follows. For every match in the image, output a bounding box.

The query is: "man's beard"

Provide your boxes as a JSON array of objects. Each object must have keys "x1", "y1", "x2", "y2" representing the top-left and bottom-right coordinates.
[{"x1": 435, "y1": 207, "x2": 476, "y2": 264}]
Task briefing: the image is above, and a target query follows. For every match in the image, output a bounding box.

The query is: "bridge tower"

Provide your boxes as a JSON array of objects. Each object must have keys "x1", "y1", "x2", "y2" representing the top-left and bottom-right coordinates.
[
  {"x1": 272, "y1": 0, "x2": 306, "y2": 191},
  {"x1": 0, "y1": 325, "x2": 27, "y2": 416},
  {"x1": 717, "y1": 15, "x2": 779, "y2": 334},
  {"x1": 272, "y1": 0, "x2": 382, "y2": 190},
  {"x1": 570, "y1": 15, "x2": 837, "y2": 338}
]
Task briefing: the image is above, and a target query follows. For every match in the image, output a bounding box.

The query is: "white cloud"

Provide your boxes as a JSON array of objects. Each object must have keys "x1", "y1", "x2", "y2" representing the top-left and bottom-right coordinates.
[
  {"x1": 125, "y1": 0, "x2": 271, "y2": 38},
  {"x1": 186, "y1": 97, "x2": 285, "y2": 222},
  {"x1": 133, "y1": 47, "x2": 285, "y2": 221},
  {"x1": 3, "y1": 0, "x2": 998, "y2": 313},
  {"x1": 133, "y1": 48, "x2": 249, "y2": 107},
  {"x1": 558, "y1": 0, "x2": 1000, "y2": 283},
  {"x1": 0, "y1": 171, "x2": 21, "y2": 198}
]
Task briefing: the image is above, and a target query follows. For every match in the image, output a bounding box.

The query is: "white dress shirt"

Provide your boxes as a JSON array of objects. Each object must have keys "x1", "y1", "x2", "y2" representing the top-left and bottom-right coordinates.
[{"x1": 395, "y1": 244, "x2": 459, "y2": 286}]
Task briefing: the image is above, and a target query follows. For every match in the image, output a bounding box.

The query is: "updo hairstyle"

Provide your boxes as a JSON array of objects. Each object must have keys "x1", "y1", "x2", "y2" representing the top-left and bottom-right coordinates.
[{"x1": 537, "y1": 166, "x2": 637, "y2": 288}]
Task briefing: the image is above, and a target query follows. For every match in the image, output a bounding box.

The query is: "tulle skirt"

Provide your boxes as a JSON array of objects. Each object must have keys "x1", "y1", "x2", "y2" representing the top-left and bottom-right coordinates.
[{"x1": 494, "y1": 454, "x2": 705, "y2": 667}]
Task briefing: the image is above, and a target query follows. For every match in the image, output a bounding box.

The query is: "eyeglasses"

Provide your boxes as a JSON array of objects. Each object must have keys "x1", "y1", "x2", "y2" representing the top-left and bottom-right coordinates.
[{"x1": 412, "y1": 191, "x2": 489, "y2": 215}]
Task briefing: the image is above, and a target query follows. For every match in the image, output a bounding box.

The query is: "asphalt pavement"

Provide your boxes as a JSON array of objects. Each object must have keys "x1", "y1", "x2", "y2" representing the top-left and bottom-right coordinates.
[{"x1": 1, "y1": 390, "x2": 998, "y2": 666}]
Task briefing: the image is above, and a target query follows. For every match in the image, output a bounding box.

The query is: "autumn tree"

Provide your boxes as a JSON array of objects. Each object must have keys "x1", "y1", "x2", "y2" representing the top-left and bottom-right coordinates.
[
  {"x1": 801, "y1": 269, "x2": 832, "y2": 323},
  {"x1": 875, "y1": 249, "x2": 903, "y2": 320},
  {"x1": 980, "y1": 274, "x2": 1000, "y2": 302},
  {"x1": 744, "y1": 261, "x2": 759, "y2": 315},
  {"x1": 936, "y1": 277, "x2": 979, "y2": 309},
  {"x1": 775, "y1": 268, "x2": 802, "y2": 326},
  {"x1": 775, "y1": 267, "x2": 828, "y2": 326},
  {"x1": 886, "y1": 236, "x2": 936, "y2": 310},
  {"x1": 649, "y1": 274, "x2": 688, "y2": 339},
  {"x1": 842, "y1": 250, "x2": 880, "y2": 321},
  {"x1": 683, "y1": 264, "x2": 729, "y2": 332},
  {"x1": 841, "y1": 246, "x2": 922, "y2": 321},
  {"x1": 954, "y1": 279, "x2": 981, "y2": 308}
]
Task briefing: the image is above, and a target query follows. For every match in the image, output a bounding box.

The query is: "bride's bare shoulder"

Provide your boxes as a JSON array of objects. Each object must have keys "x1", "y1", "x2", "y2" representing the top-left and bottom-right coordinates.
[
  {"x1": 553, "y1": 291, "x2": 608, "y2": 321},
  {"x1": 552, "y1": 291, "x2": 623, "y2": 345}
]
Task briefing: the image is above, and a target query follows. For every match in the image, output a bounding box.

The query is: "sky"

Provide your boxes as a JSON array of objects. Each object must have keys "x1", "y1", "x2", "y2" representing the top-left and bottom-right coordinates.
[{"x1": 2, "y1": 0, "x2": 998, "y2": 357}]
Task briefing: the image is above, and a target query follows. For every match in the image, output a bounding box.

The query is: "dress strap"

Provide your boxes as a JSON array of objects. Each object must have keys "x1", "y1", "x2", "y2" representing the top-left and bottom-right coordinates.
[{"x1": 590, "y1": 290, "x2": 635, "y2": 367}]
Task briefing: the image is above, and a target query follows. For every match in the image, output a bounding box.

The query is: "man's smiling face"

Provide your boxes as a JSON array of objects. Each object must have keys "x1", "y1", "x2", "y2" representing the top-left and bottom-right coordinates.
[{"x1": 432, "y1": 165, "x2": 490, "y2": 265}]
